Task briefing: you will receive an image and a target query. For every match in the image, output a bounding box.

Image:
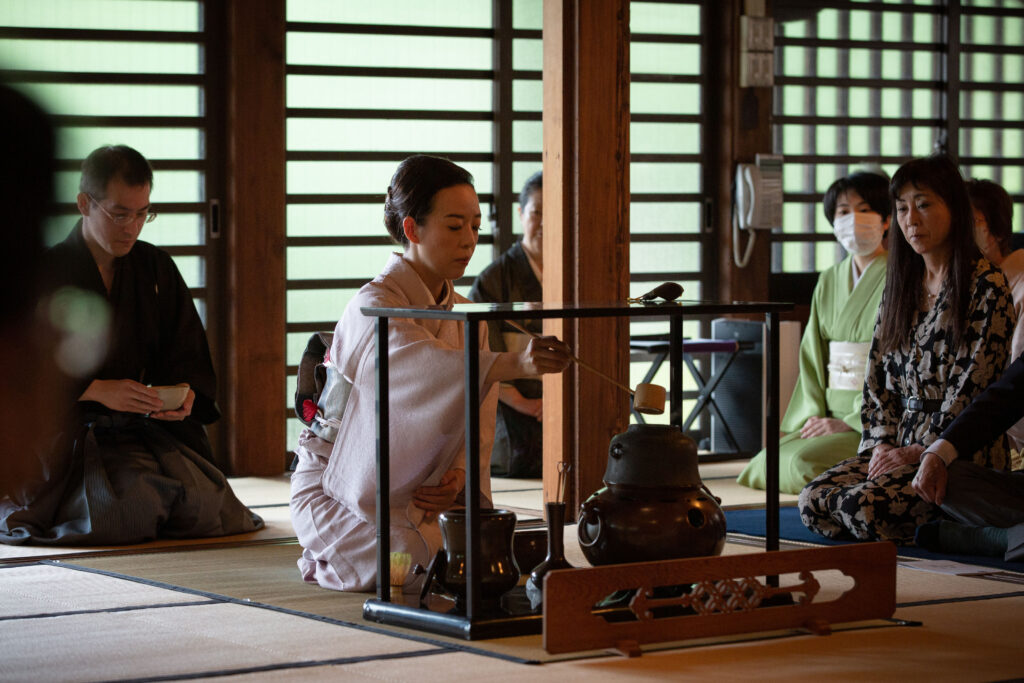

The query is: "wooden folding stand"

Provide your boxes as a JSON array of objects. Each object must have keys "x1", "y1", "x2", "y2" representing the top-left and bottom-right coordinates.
[{"x1": 543, "y1": 542, "x2": 897, "y2": 655}]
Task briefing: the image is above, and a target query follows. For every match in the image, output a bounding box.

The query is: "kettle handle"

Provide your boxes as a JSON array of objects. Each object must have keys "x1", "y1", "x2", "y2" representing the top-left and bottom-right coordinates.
[{"x1": 577, "y1": 508, "x2": 602, "y2": 548}]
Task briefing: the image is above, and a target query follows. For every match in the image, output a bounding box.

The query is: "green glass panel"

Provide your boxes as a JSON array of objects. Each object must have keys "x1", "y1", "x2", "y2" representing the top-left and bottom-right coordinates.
[
  {"x1": 878, "y1": 126, "x2": 900, "y2": 155},
  {"x1": 815, "y1": 86, "x2": 839, "y2": 117},
  {"x1": 629, "y1": 202, "x2": 701, "y2": 234},
  {"x1": 630, "y1": 2, "x2": 700, "y2": 36},
  {"x1": 286, "y1": 0, "x2": 491, "y2": 28},
  {"x1": 782, "y1": 46, "x2": 807, "y2": 78},
  {"x1": 513, "y1": 38, "x2": 542, "y2": 71},
  {"x1": 287, "y1": 75, "x2": 491, "y2": 111},
  {"x1": 513, "y1": 79, "x2": 542, "y2": 112},
  {"x1": 912, "y1": 89, "x2": 936, "y2": 119},
  {"x1": 781, "y1": 203, "x2": 806, "y2": 235},
  {"x1": 512, "y1": 0, "x2": 542, "y2": 30},
  {"x1": 971, "y1": 128, "x2": 996, "y2": 156},
  {"x1": 816, "y1": 240, "x2": 844, "y2": 268},
  {"x1": 631, "y1": 43, "x2": 701, "y2": 76},
  {"x1": 970, "y1": 15, "x2": 997, "y2": 43},
  {"x1": 967, "y1": 90, "x2": 996, "y2": 120},
  {"x1": 912, "y1": 127, "x2": 935, "y2": 157},
  {"x1": 630, "y1": 162, "x2": 701, "y2": 194},
  {"x1": 880, "y1": 88, "x2": 903, "y2": 118},
  {"x1": 850, "y1": 49, "x2": 873, "y2": 79},
  {"x1": 288, "y1": 244, "x2": 405, "y2": 280},
  {"x1": 913, "y1": 50, "x2": 939, "y2": 80},
  {"x1": 631, "y1": 82, "x2": 700, "y2": 115},
  {"x1": 1004, "y1": 130, "x2": 1023, "y2": 161},
  {"x1": 779, "y1": 242, "x2": 810, "y2": 273},
  {"x1": 781, "y1": 124, "x2": 810, "y2": 156},
  {"x1": 1016, "y1": 202, "x2": 1024, "y2": 232},
  {"x1": 964, "y1": 53, "x2": 995, "y2": 82},
  {"x1": 287, "y1": 288, "x2": 361, "y2": 324},
  {"x1": 1006, "y1": 56, "x2": 1024, "y2": 83},
  {"x1": 781, "y1": 85, "x2": 806, "y2": 116},
  {"x1": 287, "y1": 118, "x2": 492, "y2": 152},
  {"x1": 816, "y1": 125, "x2": 839, "y2": 155},
  {"x1": 629, "y1": 242, "x2": 699, "y2": 274},
  {"x1": 879, "y1": 49, "x2": 902, "y2": 80},
  {"x1": 286, "y1": 33, "x2": 492, "y2": 69},
  {"x1": 848, "y1": 126, "x2": 869, "y2": 154},
  {"x1": 630, "y1": 122, "x2": 700, "y2": 154},
  {"x1": 286, "y1": 160, "x2": 494, "y2": 196},
  {"x1": 136, "y1": 214, "x2": 205, "y2": 248},
  {"x1": 1, "y1": 0, "x2": 200, "y2": 30},
  {"x1": 818, "y1": 47, "x2": 840, "y2": 79},
  {"x1": 818, "y1": 9, "x2": 840, "y2": 40},
  {"x1": 914, "y1": 13, "x2": 938, "y2": 43},
  {"x1": 0, "y1": 39, "x2": 200, "y2": 73},
  {"x1": 16, "y1": 83, "x2": 200, "y2": 117},
  {"x1": 780, "y1": 18, "x2": 808, "y2": 39},
  {"x1": 171, "y1": 255, "x2": 203, "y2": 288},
  {"x1": 513, "y1": 120, "x2": 541, "y2": 153},
  {"x1": 849, "y1": 87, "x2": 872, "y2": 117},
  {"x1": 56, "y1": 127, "x2": 202, "y2": 161},
  {"x1": 782, "y1": 164, "x2": 809, "y2": 193},
  {"x1": 849, "y1": 10, "x2": 873, "y2": 41},
  {"x1": 288, "y1": 204, "x2": 387, "y2": 238},
  {"x1": 881, "y1": 12, "x2": 903, "y2": 42}
]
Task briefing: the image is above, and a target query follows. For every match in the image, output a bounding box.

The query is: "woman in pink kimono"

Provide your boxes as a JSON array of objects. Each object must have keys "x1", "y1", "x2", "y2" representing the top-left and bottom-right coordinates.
[{"x1": 290, "y1": 155, "x2": 570, "y2": 592}]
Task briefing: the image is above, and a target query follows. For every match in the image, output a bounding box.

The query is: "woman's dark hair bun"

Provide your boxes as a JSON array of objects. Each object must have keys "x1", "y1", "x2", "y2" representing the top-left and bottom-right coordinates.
[{"x1": 383, "y1": 155, "x2": 474, "y2": 246}]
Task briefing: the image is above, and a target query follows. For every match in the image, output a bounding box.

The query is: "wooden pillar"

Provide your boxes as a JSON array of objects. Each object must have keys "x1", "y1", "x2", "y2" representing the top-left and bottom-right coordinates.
[
  {"x1": 225, "y1": 0, "x2": 286, "y2": 475},
  {"x1": 542, "y1": 0, "x2": 631, "y2": 511},
  {"x1": 714, "y1": 1, "x2": 774, "y2": 304}
]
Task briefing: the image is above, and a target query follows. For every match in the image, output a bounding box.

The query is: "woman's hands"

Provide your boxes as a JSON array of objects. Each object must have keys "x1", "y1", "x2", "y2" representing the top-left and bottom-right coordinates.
[
  {"x1": 413, "y1": 468, "x2": 466, "y2": 521},
  {"x1": 912, "y1": 451, "x2": 949, "y2": 505},
  {"x1": 80, "y1": 379, "x2": 163, "y2": 415},
  {"x1": 518, "y1": 336, "x2": 572, "y2": 377},
  {"x1": 486, "y1": 335, "x2": 572, "y2": 384},
  {"x1": 79, "y1": 380, "x2": 194, "y2": 421},
  {"x1": 800, "y1": 416, "x2": 853, "y2": 439},
  {"x1": 498, "y1": 385, "x2": 543, "y2": 420},
  {"x1": 150, "y1": 389, "x2": 195, "y2": 422},
  {"x1": 868, "y1": 443, "x2": 924, "y2": 479}
]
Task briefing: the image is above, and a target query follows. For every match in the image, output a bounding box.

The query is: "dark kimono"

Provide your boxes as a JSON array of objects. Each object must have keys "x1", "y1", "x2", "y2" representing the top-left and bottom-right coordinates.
[
  {"x1": 799, "y1": 259, "x2": 1015, "y2": 544},
  {"x1": 468, "y1": 242, "x2": 543, "y2": 478},
  {"x1": 0, "y1": 223, "x2": 262, "y2": 545}
]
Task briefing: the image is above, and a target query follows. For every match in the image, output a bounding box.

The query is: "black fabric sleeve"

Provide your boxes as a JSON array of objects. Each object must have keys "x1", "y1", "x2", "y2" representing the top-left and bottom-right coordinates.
[{"x1": 942, "y1": 353, "x2": 1024, "y2": 458}]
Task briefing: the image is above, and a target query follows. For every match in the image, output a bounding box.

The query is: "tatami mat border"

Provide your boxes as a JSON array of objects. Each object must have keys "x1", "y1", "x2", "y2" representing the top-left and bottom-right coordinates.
[
  {"x1": 897, "y1": 590, "x2": 1024, "y2": 609},
  {"x1": 0, "y1": 537, "x2": 299, "y2": 566},
  {"x1": 0, "y1": 599, "x2": 218, "y2": 622},
  {"x1": 44, "y1": 560, "x2": 543, "y2": 666}
]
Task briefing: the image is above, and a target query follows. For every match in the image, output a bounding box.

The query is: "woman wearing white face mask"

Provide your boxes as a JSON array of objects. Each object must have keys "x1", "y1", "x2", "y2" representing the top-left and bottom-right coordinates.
[{"x1": 738, "y1": 171, "x2": 890, "y2": 493}]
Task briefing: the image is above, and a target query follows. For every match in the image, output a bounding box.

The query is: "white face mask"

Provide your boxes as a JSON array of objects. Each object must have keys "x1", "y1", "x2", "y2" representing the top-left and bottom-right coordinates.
[{"x1": 833, "y1": 212, "x2": 884, "y2": 256}]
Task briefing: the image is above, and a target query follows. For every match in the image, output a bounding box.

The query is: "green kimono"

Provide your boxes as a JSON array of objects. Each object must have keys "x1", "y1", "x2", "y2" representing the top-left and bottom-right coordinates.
[{"x1": 738, "y1": 253, "x2": 887, "y2": 493}]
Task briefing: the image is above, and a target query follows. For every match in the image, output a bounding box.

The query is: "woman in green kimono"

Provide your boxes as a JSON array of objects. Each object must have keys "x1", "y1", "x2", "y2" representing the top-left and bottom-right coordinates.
[{"x1": 738, "y1": 171, "x2": 891, "y2": 493}]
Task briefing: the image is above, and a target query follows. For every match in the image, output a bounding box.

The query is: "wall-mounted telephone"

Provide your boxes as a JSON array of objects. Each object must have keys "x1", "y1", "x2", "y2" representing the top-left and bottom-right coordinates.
[{"x1": 733, "y1": 154, "x2": 783, "y2": 267}]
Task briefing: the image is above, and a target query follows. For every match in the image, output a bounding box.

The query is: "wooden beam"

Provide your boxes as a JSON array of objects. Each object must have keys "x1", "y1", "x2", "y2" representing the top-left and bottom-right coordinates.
[
  {"x1": 224, "y1": 0, "x2": 286, "y2": 475},
  {"x1": 715, "y1": 0, "x2": 774, "y2": 305},
  {"x1": 542, "y1": 0, "x2": 631, "y2": 511}
]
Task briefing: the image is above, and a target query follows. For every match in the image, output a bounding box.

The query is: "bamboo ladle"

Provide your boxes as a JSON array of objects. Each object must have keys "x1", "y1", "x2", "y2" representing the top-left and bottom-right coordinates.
[{"x1": 503, "y1": 319, "x2": 667, "y2": 415}]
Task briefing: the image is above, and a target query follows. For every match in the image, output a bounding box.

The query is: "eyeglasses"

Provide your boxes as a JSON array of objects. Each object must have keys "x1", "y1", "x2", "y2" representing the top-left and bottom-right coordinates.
[{"x1": 88, "y1": 195, "x2": 157, "y2": 225}]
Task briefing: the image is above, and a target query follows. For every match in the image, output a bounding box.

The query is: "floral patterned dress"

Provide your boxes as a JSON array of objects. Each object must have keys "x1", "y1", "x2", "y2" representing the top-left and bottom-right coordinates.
[{"x1": 799, "y1": 259, "x2": 1015, "y2": 543}]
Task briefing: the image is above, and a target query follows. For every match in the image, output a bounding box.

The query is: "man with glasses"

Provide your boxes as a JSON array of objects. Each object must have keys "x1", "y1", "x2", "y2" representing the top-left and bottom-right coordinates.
[{"x1": 0, "y1": 145, "x2": 262, "y2": 546}]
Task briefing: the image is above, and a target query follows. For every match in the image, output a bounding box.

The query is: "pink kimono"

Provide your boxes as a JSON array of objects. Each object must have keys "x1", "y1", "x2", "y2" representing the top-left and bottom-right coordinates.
[{"x1": 290, "y1": 253, "x2": 499, "y2": 591}]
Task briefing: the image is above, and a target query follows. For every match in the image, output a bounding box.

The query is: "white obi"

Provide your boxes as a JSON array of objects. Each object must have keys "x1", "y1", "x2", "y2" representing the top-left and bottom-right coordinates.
[{"x1": 826, "y1": 341, "x2": 870, "y2": 391}]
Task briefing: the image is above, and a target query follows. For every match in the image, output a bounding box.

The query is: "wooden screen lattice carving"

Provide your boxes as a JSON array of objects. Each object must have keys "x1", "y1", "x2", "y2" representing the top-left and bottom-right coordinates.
[{"x1": 543, "y1": 542, "x2": 896, "y2": 654}]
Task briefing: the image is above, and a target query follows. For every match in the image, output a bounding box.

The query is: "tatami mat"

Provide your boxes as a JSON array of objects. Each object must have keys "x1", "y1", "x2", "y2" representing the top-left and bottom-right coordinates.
[{"x1": 0, "y1": 563, "x2": 203, "y2": 618}]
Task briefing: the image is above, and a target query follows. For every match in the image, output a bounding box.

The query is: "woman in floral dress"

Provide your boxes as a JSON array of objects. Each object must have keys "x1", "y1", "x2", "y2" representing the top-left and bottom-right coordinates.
[{"x1": 799, "y1": 154, "x2": 1016, "y2": 544}]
